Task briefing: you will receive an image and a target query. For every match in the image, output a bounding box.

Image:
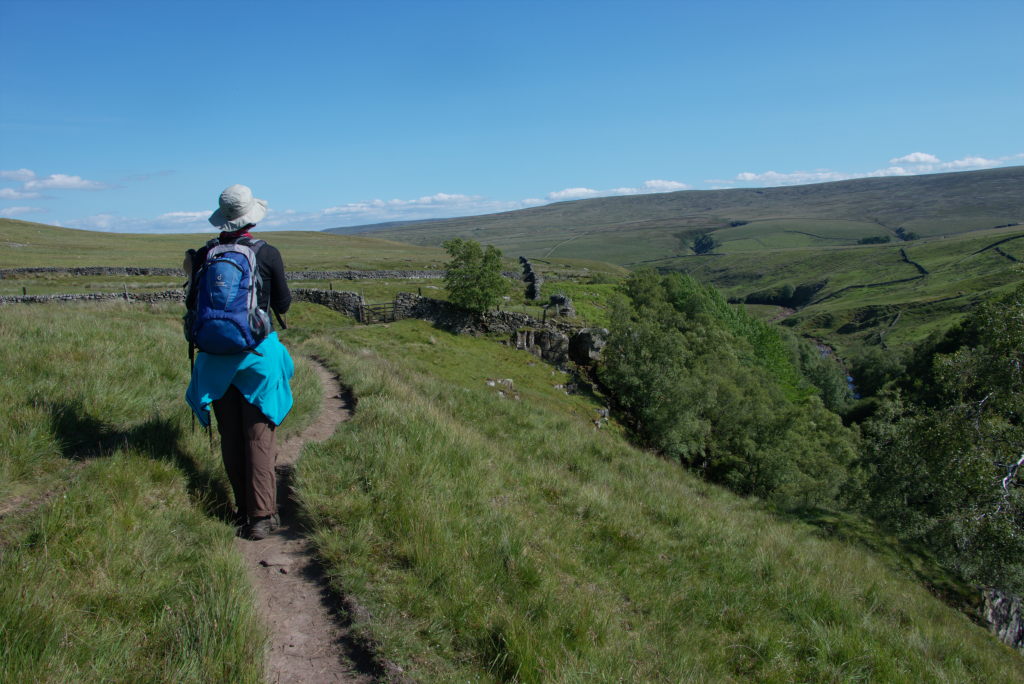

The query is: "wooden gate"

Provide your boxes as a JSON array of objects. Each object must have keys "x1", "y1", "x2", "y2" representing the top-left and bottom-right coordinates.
[{"x1": 360, "y1": 302, "x2": 397, "y2": 324}]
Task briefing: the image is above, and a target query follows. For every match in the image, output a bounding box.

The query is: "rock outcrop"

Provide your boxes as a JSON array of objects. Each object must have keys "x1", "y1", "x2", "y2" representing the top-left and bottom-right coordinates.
[{"x1": 982, "y1": 587, "x2": 1024, "y2": 653}]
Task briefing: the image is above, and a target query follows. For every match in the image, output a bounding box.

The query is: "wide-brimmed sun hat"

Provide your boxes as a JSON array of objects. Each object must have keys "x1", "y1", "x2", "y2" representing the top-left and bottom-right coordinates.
[{"x1": 208, "y1": 184, "x2": 268, "y2": 230}]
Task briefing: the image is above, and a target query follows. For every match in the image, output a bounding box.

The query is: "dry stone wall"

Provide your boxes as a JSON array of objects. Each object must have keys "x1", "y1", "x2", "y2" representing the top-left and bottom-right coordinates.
[
  {"x1": 0, "y1": 285, "x2": 608, "y2": 366},
  {"x1": 290, "y1": 288, "x2": 365, "y2": 318},
  {"x1": 0, "y1": 266, "x2": 184, "y2": 277},
  {"x1": 519, "y1": 257, "x2": 543, "y2": 300},
  {"x1": 0, "y1": 290, "x2": 185, "y2": 304},
  {"x1": 0, "y1": 267, "x2": 519, "y2": 281}
]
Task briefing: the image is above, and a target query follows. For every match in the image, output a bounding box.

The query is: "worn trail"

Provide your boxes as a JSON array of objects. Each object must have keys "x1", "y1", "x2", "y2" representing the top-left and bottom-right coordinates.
[{"x1": 236, "y1": 359, "x2": 378, "y2": 684}]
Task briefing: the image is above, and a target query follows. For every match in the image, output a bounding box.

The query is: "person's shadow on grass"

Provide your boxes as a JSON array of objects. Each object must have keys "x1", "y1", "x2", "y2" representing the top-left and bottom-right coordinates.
[{"x1": 42, "y1": 399, "x2": 234, "y2": 521}]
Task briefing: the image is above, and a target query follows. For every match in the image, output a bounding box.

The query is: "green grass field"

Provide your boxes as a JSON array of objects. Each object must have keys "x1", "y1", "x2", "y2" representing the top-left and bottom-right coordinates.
[
  {"x1": 292, "y1": 314, "x2": 1024, "y2": 681},
  {"x1": 2, "y1": 295, "x2": 1022, "y2": 681},
  {"x1": 3, "y1": 214, "x2": 1024, "y2": 679},
  {"x1": 0, "y1": 301, "x2": 320, "y2": 683}
]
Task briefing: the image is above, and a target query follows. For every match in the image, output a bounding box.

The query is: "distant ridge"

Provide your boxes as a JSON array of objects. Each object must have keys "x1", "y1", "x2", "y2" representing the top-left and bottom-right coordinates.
[
  {"x1": 326, "y1": 166, "x2": 1024, "y2": 265},
  {"x1": 324, "y1": 216, "x2": 447, "y2": 235}
]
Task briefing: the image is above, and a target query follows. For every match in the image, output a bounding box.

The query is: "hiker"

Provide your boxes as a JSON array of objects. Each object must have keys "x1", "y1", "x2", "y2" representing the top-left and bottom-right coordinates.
[{"x1": 184, "y1": 184, "x2": 293, "y2": 540}]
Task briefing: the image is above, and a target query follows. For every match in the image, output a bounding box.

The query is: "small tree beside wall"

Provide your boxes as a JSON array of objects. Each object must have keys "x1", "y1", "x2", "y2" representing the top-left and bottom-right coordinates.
[{"x1": 442, "y1": 238, "x2": 509, "y2": 313}]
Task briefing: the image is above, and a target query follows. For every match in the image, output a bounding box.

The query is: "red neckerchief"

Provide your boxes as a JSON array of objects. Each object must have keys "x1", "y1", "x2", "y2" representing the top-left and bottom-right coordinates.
[{"x1": 218, "y1": 227, "x2": 254, "y2": 241}]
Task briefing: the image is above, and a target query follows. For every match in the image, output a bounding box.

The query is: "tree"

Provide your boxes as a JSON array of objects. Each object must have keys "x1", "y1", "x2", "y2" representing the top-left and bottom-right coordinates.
[
  {"x1": 442, "y1": 238, "x2": 508, "y2": 313},
  {"x1": 860, "y1": 283, "x2": 1024, "y2": 591},
  {"x1": 599, "y1": 269, "x2": 860, "y2": 510},
  {"x1": 691, "y1": 233, "x2": 718, "y2": 254}
]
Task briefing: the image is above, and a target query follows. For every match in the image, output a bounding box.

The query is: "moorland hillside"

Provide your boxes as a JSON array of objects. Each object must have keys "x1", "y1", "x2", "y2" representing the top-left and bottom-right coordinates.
[{"x1": 332, "y1": 166, "x2": 1024, "y2": 264}]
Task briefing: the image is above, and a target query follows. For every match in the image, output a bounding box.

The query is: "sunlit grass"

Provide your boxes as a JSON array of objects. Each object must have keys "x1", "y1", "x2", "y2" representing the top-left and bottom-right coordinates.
[
  {"x1": 292, "y1": 318, "x2": 1024, "y2": 682},
  {"x1": 0, "y1": 300, "x2": 322, "y2": 682}
]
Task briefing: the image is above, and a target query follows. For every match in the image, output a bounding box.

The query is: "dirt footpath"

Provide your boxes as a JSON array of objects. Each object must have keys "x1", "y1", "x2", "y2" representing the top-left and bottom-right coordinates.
[{"x1": 236, "y1": 360, "x2": 381, "y2": 684}]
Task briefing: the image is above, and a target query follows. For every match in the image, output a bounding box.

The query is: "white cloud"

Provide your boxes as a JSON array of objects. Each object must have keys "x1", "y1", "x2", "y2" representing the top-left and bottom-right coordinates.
[
  {"x1": 547, "y1": 187, "x2": 601, "y2": 200},
  {"x1": 24, "y1": 173, "x2": 108, "y2": 191},
  {"x1": 889, "y1": 152, "x2": 940, "y2": 164},
  {"x1": 62, "y1": 209, "x2": 218, "y2": 234},
  {"x1": 726, "y1": 152, "x2": 1023, "y2": 187},
  {"x1": 0, "y1": 206, "x2": 43, "y2": 217},
  {"x1": 0, "y1": 187, "x2": 41, "y2": 199},
  {"x1": 939, "y1": 155, "x2": 1000, "y2": 170},
  {"x1": 158, "y1": 211, "x2": 208, "y2": 223},
  {"x1": 546, "y1": 179, "x2": 690, "y2": 202},
  {"x1": 643, "y1": 179, "x2": 690, "y2": 192},
  {"x1": 0, "y1": 168, "x2": 36, "y2": 182}
]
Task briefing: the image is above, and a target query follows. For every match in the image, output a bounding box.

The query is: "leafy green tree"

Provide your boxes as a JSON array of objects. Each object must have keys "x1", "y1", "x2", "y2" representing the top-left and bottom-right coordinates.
[
  {"x1": 442, "y1": 238, "x2": 508, "y2": 313},
  {"x1": 691, "y1": 233, "x2": 718, "y2": 254},
  {"x1": 860, "y1": 284, "x2": 1024, "y2": 591},
  {"x1": 600, "y1": 269, "x2": 860, "y2": 510}
]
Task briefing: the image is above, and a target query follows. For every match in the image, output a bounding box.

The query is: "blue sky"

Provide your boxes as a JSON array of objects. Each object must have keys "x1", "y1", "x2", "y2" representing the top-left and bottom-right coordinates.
[{"x1": 1, "y1": 0, "x2": 1022, "y2": 233}]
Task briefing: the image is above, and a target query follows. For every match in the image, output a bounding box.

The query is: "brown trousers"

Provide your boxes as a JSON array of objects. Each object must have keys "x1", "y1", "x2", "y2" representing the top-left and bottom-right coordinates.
[{"x1": 212, "y1": 385, "x2": 277, "y2": 519}]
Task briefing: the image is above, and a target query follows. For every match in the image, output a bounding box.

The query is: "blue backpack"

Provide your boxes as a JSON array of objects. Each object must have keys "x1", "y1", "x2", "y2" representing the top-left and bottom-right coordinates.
[{"x1": 185, "y1": 238, "x2": 271, "y2": 355}]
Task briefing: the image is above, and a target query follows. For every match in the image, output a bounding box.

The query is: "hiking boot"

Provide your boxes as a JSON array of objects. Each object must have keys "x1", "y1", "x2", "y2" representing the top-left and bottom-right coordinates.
[{"x1": 245, "y1": 514, "x2": 279, "y2": 541}]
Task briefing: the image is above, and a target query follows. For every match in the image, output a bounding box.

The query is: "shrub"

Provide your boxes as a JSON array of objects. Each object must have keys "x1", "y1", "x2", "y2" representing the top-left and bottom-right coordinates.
[
  {"x1": 691, "y1": 233, "x2": 717, "y2": 255},
  {"x1": 600, "y1": 269, "x2": 860, "y2": 509}
]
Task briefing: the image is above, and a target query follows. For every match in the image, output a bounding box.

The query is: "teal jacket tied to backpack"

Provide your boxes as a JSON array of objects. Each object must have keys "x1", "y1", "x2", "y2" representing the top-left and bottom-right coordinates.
[{"x1": 186, "y1": 332, "x2": 294, "y2": 427}]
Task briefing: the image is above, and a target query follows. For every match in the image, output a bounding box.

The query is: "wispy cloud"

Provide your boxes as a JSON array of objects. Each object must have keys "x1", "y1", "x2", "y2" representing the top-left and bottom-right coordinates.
[
  {"x1": 547, "y1": 187, "x2": 601, "y2": 200},
  {"x1": 64, "y1": 211, "x2": 217, "y2": 234},
  {"x1": 643, "y1": 179, "x2": 689, "y2": 192},
  {"x1": 0, "y1": 206, "x2": 43, "y2": 217},
  {"x1": 0, "y1": 187, "x2": 42, "y2": 199},
  {"x1": 545, "y1": 179, "x2": 691, "y2": 202},
  {"x1": 720, "y1": 153, "x2": 1022, "y2": 187},
  {"x1": 889, "y1": 152, "x2": 940, "y2": 164},
  {"x1": 0, "y1": 168, "x2": 112, "y2": 210},
  {"x1": 23, "y1": 173, "x2": 109, "y2": 191},
  {"x1": 0, "y1": 168, "x2": 36, "y2": 182}
]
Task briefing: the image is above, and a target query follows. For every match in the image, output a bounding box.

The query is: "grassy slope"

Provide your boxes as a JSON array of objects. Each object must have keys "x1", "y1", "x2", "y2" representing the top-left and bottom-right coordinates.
[
  {"x1": 291, "y1": 315, "x2": 1024, "y2": 682},
  {"x1": 344, "y1": 166, "x2": 1024, "y2": 263},
  {"x1": 0, "y1": 301, "x2": 321, "y2": 682},
  {"x1": 0, "y1": 219, "x2": 625, "y2": 279},
  {"x1": 0, "y1": 219, "x2": 450, "y2": 270},
  {"x1": 673, "y1": 226, "x2": 1024, "y2": 355}
]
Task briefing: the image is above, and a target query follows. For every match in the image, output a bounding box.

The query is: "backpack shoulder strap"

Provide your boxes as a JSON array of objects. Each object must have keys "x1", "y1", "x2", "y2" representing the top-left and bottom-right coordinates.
[{"x1": 237, "y1": 237, "x2": 265, "y2": 255}]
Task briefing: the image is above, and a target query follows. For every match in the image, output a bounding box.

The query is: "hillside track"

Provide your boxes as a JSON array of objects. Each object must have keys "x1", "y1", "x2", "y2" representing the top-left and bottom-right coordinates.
[{"x1": 236, "y1": 359, "x2": 383, "y2": 684}]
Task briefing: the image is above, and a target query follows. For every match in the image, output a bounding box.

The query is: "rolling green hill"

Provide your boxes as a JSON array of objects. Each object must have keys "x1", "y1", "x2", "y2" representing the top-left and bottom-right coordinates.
[
  {"x1": 0, "y1": 218, "x2": 451, "y2": 270},
  {"x1": 327, "y1": 168, "x2": 1023, "y2": 354},
  {"x1": 671, "y1": 225, "x2": 1024, "y2": 356},
  {"x1": 332, "y1": 166, "x2": 1024, "y2": 264}
]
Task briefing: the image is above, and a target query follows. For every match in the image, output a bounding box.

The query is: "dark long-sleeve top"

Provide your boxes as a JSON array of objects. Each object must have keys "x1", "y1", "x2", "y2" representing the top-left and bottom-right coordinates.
[{"x1": 186, "y1": 236, "x2": 292, "y2": 321}]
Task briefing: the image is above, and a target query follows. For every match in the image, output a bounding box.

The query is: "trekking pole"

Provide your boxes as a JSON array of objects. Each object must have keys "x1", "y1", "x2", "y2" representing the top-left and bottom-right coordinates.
[{"x1": 189, "y1": 341, "x2": 196, "y2": 433}]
